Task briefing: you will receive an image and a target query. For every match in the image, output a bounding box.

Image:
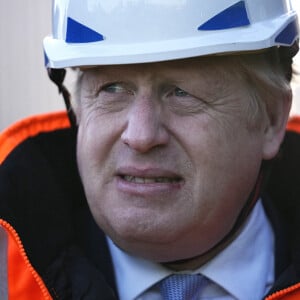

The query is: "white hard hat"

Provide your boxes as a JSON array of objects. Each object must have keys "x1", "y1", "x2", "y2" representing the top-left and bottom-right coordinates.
[{"x1": 44, "y1": 0, "x2": 299, "y2": 68}]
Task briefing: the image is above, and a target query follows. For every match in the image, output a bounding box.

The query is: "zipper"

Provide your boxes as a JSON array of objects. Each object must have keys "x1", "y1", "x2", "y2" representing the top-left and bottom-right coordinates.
[
  {"x1": 265, "y1": 282, "x2": 300, "y2": 300},
  {"x1": 0, "y1": 218, "x2": 53, "y2": 299}
]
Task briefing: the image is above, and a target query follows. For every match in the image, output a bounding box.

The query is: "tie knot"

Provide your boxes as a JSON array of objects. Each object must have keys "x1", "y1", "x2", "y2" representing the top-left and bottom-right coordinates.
[{"x1": 159, "y1": 274, "x2": 206, "y2": 300}]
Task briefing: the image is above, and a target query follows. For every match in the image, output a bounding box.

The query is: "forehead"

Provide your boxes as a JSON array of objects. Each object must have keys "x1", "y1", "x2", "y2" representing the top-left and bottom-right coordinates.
[{"x1": 80, "y1": 56, "x2": 239, "y2": 81}]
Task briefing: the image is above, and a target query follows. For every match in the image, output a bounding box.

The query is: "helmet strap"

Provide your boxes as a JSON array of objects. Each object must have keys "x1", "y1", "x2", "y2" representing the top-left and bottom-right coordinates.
[{"x1": 47, "y1": 68, "x2": 77, "y2": 128}]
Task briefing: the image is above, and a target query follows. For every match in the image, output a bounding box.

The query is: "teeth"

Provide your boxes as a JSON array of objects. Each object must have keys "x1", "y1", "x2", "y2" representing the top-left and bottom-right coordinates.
[{"x1": 123, "y1": 175, "x2": 178, "y2": 183}]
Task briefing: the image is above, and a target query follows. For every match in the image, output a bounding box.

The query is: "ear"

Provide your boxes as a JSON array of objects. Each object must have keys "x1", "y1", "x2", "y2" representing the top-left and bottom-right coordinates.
[{"x1": 262, "y1": 91, "x2": 292, "y2": 160}]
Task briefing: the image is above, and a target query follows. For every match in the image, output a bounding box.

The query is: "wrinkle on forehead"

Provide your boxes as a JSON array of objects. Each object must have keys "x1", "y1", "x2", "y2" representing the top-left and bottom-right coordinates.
[{"x1": 80, "y1": 56, "x2": 242, "y2": 92}]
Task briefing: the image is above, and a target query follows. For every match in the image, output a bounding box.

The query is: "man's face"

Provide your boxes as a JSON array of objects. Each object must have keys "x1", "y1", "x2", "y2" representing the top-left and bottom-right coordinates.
[{"x1": 76, "y1": 57, "x2": 271, "y2": 262}]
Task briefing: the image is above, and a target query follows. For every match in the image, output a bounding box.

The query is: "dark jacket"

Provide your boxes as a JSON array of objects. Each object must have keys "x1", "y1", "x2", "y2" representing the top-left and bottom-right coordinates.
[{"x1": 1, "y1": 112, "x2": 300, "y2": 299}]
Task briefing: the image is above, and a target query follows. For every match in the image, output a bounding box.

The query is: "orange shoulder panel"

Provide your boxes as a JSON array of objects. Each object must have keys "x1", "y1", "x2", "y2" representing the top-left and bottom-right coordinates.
[
  {"x1": 0, "y1": 111, "x2": 70, "y2": 164},
  {"x1": 0, "y1": 219, "x2": 53, "y2": 299},
  {"x1": 287, "y1": 116, "x2": 300, "y2": 133},
  {"x1": 265, "y1": 283, "x2": 300, "y2": 300}
]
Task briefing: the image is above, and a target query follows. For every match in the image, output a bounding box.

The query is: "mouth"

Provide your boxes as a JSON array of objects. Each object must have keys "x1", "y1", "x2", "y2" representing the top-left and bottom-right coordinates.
[
  {"x1": 121, "y1": 175, "x2": 182, "y2": 184},
  {"x1": 116, "y1": 168, "x2": 183, "y2": 195}
]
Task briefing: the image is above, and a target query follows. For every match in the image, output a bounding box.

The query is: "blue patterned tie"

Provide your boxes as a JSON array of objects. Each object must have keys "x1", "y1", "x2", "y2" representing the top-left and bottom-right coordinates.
[{"x1": 159, "y1": 274, "x2": 206, "y2": 300}]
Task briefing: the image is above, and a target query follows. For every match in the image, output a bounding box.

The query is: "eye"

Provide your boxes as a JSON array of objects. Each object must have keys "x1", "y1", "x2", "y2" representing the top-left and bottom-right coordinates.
[
  {"x1": 102, "y1": 82, "x2": 128, "y2": 94},
  {"x1": 86, "y1": 81, "x2": 134, "y2": 113},
  {"x1": 173, "y1": 87, "x2": 190, "y2": 97},
  {"x1": 99, "y1": 82, "x2": 136, "y2": 97},
  {"x1": 164, "y1": 85, "x2": 209, "y2": 115}
]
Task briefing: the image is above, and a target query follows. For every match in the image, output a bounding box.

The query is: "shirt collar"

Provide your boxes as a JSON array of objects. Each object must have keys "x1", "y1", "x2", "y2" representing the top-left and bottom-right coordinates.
[
  {"x1": 107, "y1": 238, "x2": 170, "y2": 300},
  {"x1": 108, "y1": 199, "x2": 274, "y2": 300},
  {"x1": 199, "y1": 199, "x2": 275, "y2": 299}
]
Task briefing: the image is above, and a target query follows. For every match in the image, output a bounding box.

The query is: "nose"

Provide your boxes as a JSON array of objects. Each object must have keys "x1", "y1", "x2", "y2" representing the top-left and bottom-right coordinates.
[{"x1": 121, "y1": 96, "x2": 169, "y2": 153}]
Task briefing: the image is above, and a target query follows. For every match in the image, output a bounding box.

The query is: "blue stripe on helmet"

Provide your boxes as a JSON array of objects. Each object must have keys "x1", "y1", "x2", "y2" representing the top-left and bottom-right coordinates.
[
  {"x1": 198, "y1": 1, "x2": 250, "y2": 31},
  {"x1": 275, "y1": 19, "x2": 299, "y2": 45},
  {"x1": 66, "y1": 17, "x2": 104, "y2": 43},
  {"x1": 44, "y1": 50, "x2": 49, "y2": 67}
]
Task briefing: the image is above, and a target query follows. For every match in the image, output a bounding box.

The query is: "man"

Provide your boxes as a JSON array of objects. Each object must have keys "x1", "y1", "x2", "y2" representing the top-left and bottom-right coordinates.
[{"x1": 1, "y1": 0, "x2": 300, "y2": 299}]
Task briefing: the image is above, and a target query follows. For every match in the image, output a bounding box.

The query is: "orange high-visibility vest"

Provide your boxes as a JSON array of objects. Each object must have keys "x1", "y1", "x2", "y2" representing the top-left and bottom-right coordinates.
[
  {"x1": 0, "y1": 111, "x2": 70, "y2": 299},
  {"x1": 0, "y1": 219, "x2": 52, "y2": 300}
]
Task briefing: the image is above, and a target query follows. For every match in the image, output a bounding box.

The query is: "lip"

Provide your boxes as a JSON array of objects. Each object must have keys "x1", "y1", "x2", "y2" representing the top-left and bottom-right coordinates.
[{"x1": 115, "y1": 166, "x2": 184, "y2": 196}]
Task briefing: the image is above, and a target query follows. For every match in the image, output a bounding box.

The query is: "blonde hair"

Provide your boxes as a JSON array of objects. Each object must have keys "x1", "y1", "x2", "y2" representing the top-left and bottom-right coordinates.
[{"x1": 233, "y1": 50, "x2": 292, "y2": 129}]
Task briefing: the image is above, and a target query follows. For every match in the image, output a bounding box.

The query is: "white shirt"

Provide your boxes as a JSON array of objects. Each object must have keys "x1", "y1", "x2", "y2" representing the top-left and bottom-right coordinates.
[{"x1": 107, "y1": 200, "x2": 274, "y2": 300}]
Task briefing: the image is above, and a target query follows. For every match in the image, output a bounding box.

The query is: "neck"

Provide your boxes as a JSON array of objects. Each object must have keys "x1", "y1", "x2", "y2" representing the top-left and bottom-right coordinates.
[{"x1": 162, "y1": 220, "x2": 244, "y2": 271}]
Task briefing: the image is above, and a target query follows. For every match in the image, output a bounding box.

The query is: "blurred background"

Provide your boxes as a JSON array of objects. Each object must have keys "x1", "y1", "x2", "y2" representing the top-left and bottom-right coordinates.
[{"x1": 1, "y1": 1, "x2": 300, "y2": 131}]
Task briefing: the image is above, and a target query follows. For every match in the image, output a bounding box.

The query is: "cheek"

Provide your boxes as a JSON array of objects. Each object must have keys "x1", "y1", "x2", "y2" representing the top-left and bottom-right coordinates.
[
  {"x1": 76, "y1": 116, "x2": 110, "y2": 194},
  {"x1": 180, "y1": 114, "x2": 263, "y2": 202},
  {"x1": 76, "y1": 107, "x2": 128, "y2": 203},
  {"x1": 76, "y1": 106, "x2": 123, "y2": 160},
  {"x1": 76, "y1": 125, "x2": 97, "y2": 200},
  {"x1": 76, "y1": 122, "x2": 114, "y2": 224}
]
